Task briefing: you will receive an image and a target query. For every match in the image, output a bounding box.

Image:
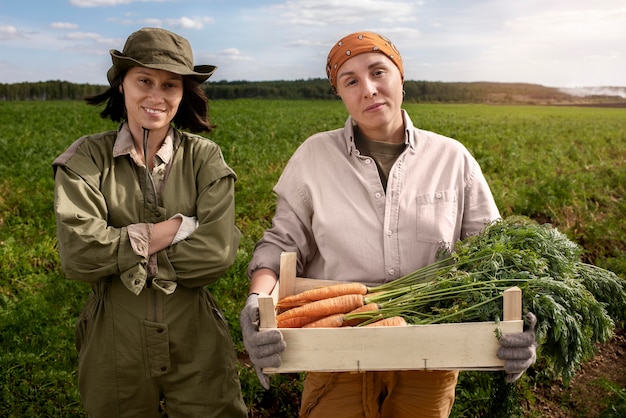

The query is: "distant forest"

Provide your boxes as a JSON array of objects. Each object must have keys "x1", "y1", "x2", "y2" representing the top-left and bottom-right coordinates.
[{"x1": 2, "y1": 78, "x2": 626, "y2": 106}]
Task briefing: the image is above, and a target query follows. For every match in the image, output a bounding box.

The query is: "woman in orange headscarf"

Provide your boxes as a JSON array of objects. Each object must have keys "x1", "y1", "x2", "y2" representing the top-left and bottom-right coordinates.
[{"x1": 240, "y1": 31, "x2": 537, "y2": 418}]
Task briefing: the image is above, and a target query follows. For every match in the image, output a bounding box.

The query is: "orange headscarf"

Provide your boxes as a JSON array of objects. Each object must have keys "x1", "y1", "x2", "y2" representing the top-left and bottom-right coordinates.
[{"x1": 326, "y1": 31, "x2": 404, "y2": 93}]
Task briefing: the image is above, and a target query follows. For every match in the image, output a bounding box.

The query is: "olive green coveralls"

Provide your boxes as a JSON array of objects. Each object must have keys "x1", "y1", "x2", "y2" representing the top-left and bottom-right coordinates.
[{"x1": 53, "y1": 126, "x2": 247, "y2": 417}]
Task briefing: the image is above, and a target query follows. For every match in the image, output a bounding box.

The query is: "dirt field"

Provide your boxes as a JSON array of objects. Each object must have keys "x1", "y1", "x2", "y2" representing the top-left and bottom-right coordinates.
[{"x1": 527, "y1": 327, "x2": 626, "y2": 417}]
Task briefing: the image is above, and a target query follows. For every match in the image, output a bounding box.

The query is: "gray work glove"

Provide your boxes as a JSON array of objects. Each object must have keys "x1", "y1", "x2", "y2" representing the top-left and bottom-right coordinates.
[
  {"x1": 240, "y1": 294, "x2": 286, "y2": 389},
  {"x1": 497, "y1": 312, "x2": 538, "y2": 383}
]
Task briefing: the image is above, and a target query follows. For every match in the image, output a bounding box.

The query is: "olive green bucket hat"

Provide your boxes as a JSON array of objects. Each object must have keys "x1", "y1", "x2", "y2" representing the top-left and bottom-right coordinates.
[{"x1": 107, "y1": 27, "x2": 216, "y2": 85}]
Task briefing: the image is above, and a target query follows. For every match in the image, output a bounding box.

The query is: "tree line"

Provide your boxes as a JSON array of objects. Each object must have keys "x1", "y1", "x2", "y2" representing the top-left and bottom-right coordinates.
[{"x1": 2, "y1": 79, "x2": 625, "y2": 105}]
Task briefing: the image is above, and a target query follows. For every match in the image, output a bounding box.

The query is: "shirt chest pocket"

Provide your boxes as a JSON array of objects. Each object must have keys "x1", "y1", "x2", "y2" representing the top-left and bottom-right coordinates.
[{"x1": 415, "y1": 190, "x2": 458, "y2": 244}]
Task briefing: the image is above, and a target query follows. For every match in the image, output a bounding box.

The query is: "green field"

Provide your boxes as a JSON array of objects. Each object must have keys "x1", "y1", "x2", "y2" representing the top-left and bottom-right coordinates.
[{"x1": 1, "y1": 100, "x2": 625, "y2": 417}]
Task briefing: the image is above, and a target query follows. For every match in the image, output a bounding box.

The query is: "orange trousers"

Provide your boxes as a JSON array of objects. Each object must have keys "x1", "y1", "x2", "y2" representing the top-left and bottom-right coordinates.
[{"x1": 299, "y1": 370, "x2": 459, "y2": 418}]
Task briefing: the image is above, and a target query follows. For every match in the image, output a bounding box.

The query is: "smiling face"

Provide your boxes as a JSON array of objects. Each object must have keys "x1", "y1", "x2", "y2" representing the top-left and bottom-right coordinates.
[
  {"x1": 121, "y1": 66, "x2": 184, "y2": 142},
  {"x1": 335, "y1": 52, "x2": 405, "y2": 143}
]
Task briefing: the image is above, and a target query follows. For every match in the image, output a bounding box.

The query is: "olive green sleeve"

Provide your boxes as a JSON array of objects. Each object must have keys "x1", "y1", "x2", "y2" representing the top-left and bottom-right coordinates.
[
  {"x1": 164, "y1": 172, "x2": 240, "y2": 288},
  {"x1": 161, "y1": 137, "x2": 241, "y2": 288},
  {"x1": 54, "y1": 165, "x2": 147, "y2": 283}
]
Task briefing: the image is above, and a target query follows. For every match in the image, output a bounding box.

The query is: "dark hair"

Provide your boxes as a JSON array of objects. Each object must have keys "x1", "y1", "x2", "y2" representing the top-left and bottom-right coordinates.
[{"x1": 84, "y1": 72, "x2": 215, "y2": 133}]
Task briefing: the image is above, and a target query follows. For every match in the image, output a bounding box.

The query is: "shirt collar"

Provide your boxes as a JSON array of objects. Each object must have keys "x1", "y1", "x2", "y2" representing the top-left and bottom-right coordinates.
[
  {"x1": 112, "y1": 123, "x2": 178, "y2": 166},
  {"x1": 344, "y1": 109, "x2": 416, "y2": 155}
]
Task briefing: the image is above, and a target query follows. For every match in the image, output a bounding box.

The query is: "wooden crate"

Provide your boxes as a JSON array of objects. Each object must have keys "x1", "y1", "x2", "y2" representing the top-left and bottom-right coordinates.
[{"x1": 259, "y1": 252, "x2": 524, "y2": 374}]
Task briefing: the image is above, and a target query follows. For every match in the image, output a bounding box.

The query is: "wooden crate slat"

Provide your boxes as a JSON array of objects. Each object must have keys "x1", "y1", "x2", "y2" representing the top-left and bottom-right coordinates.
[{"x1": 264, "y1": 320, "x2": 522, "y2": 373}]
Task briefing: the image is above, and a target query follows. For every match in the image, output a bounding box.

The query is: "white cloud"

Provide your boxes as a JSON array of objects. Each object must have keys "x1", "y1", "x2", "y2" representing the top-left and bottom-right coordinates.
[
  {"x1": 287, "y1": 39, "x2": 329, "y2": 48},
  {"x1": 51, "y1": 22, "x2": 80, "y2": 30},
  {"x1": 220, "y1": 48, "x2": 254, "y2": 62},
  {"x1": 240, "y1": 0, "x2": 423, "y2": 77},
  {"x1": 136, "y1": 18, "x2": 164, "y2": 27},
  {"x1": 0, "y1": 25, "x2": 24, "y2": 41},
  {"x1": 64, "y1": 32, "x2": 102, "y2": 40},
  {"x1": 118, "y1": 16, "x2": 214, "y2": 30},
  {"x1": 70, "y1": 0, "x2": 171, "y2": 8},
  {"x1": 262, "y1": 0, "x2": 419, "y2": 26},
  {"x1": 504, "y1": 7, "x2": 626, "y2": 44},
  {"x1": 96, "y1": 37, "x2": 121, "y2": 46},
  {"x1": 165, "y1": 16, "x2": 215, "y2": 30},
  {"x1": 70, "y1": 0, "x2": 133, "y2": 7},
  {"x1": 70, "y1": 0, "x2": 169, "y2": 7},
  {"x1": 464, "y1": 6, "x2": 626, "y2": 86}
]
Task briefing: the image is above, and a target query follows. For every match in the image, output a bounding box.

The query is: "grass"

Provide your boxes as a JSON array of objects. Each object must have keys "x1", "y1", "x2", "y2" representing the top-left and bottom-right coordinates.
[{"x1": 1, "y1": 99, "x2": 625, "y2": 417}]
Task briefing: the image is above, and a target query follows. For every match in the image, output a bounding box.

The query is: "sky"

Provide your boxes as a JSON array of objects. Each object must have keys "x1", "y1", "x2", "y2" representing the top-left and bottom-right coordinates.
[{"x1": 1, "y1": 0, "x2": 625, "y2": 89}]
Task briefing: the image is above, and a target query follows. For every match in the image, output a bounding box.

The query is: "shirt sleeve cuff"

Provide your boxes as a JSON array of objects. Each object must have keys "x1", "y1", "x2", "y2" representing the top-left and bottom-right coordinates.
[{"x1": 127, "y1": 223, "x2": 153, "y2": 258}]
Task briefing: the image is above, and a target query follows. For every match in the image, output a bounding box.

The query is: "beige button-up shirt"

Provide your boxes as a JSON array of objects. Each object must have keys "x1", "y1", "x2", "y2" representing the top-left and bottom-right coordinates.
[{"x1": 248, "y1": 111, "x2": 500, "y2": 286}]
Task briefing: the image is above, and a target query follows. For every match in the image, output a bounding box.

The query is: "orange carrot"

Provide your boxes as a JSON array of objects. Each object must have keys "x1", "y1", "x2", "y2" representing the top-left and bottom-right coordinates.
[
  {"x1": 276, "y1": 301, "x2": 308, "y2": 313},
  {"x1": 277, "y1": 282, "x2": 368, "y2": 310},
  {"x1": 275, "y1": 294, "x2": 365, "y2": 322},
  {"x1": 302, "y1": 313, "x2": 345, "y2": 328},
  {"x1": 277, "y1": 315, "x2": 327, "y2": 328},
  {"x1": 342, "y1": 303, "x2": 382, "y2": 327},
  {"x1": 364, "y1": 316, "x2": 408, "y2": 327}
]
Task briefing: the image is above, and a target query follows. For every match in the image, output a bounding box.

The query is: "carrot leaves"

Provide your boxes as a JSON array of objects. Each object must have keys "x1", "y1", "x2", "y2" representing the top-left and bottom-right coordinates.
[{"x1": 359, "y1": 215, "x2": 625, "y2": 382}]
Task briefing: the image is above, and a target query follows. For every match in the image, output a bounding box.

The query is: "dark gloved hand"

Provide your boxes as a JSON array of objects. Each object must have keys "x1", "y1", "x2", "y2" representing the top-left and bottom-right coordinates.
[
  {"x1": 240, "y1": 293, "x2": 286, "y2": 389},
  {"x1": 497, "y1": 312, "x2": 538, "y2": 383}
]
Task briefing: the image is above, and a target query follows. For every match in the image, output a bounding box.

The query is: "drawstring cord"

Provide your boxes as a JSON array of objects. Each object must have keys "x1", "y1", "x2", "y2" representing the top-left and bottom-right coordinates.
[{"x1": 142, "y1": 127, "x2": 159, "y2": 214}]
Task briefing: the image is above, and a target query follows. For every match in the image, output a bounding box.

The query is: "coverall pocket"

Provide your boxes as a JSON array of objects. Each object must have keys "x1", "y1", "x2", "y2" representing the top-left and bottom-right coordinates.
[
  {"x1": 140, "y1": 319, "x2": 171, "y2": 378},
  {"x1": 202, "y1": 289, "x2": 234, "y2": 345},
  {"x1": 75, "y1": 292, "x2": 98, "y2": 353}
]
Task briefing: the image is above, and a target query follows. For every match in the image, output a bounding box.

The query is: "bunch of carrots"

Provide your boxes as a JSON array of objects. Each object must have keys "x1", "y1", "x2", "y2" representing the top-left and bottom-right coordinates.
[
  {"x1": 274, "y1": 241, "x2": 482, "y2": 329},
  {"x1": 271, "y1": 215, "x2": 626, "y2": 381},
  {"x1": 275, "y1": 283, "x2": 407, "y2": 328},
  {"x1": 274, "y1": 242, "x2": 469, "y2": 328}
]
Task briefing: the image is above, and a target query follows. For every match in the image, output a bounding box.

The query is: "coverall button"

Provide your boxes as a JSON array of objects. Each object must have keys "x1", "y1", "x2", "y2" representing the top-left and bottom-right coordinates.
[
  {"x1": 134, "y1": 279, "x2": 140, "y2": 285},
  {"x1": 160, "y1": 366, "x2": 167, "y2": 371},
  {"x1": 157, "y1": 328, "x2": 164, "y2": 333}
]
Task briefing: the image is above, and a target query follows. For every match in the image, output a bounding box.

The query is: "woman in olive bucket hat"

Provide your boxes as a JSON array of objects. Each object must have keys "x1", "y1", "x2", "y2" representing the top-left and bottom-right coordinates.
[{"x1": 53, "y1": 27, "x2": 247, "y2": 417}]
